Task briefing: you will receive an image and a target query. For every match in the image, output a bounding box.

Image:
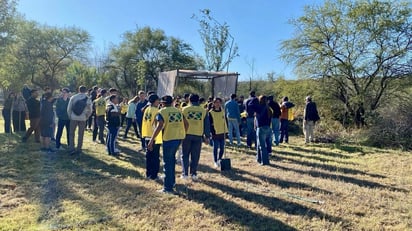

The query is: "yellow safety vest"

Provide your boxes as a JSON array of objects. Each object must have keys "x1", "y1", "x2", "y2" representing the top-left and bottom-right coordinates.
[
  {"x1": 182, "y1": 105, "x2": 206, "y2": 136},
  {"x1": 142, "y1": 106, "x2": 162, "y2": 144},
  {"x1": 209, "y1": 109, "x2": 227, "y2": 135},
  {"x1": 158, "y1": 106, "x2": 185, "y2": 141},
  {"x1": 94, "y1": 97, "x2": 106, "y2": 116}
]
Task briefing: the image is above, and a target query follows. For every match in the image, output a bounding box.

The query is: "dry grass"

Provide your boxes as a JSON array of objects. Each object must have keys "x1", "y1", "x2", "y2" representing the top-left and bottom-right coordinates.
[{"x1": 0, "y1": 120, "x2": 411, "y2": 230}]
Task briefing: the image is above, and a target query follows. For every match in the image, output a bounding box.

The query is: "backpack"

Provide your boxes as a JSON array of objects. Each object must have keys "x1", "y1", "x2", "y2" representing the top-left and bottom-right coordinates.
[{"x1": 72, "y1": 96, "x2": 88, "y2": 116}]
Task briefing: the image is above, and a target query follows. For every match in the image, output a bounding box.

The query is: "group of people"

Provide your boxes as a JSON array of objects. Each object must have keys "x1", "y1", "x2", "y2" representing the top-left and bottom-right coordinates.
[{"x1": 2, "y1": 85, "x2": 319, "y2": 194}]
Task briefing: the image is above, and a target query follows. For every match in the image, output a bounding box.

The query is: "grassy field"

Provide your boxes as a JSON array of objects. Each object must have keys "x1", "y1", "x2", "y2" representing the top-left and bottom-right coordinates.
[{"x1": 0, "y1": 120, "x2": 411, "y2": 231}]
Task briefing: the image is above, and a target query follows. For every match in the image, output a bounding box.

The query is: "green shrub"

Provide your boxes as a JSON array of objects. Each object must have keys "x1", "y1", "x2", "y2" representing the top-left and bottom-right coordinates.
[{"x1": 364, "y1": 100, "x2": 412, "y2": 150}]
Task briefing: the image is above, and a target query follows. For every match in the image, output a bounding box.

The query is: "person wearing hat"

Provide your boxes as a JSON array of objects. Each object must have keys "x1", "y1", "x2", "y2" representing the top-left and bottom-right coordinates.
[
  {"x1": 181, "y1": 94, "x2": 210, "y2": 181},
  {"x1": 142, "y1": 94, "x2": 161, "y2": 180},
  {"x1": 92, "y1": 89, "x2": 107, "y2": 144},
  {"x1": 148, "y1": 95, "x2": 187, "y2": 194},
  {"x1": 303, "y1": 96, "x2": 320, "y2": 144},
  {"x1": 22, "y1": 89, "x2": 41, "y2": 143},
  {"x1": 55, "y1": 88, "x2": 71, "y2": 149}
]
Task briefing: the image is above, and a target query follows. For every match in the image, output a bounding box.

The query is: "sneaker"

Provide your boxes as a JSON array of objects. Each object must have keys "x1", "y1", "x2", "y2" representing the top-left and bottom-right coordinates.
[
  {"x1": 180, "y1": 175, "x2": 189, "y2": 180},
  {"x1": 114, "y1": 148, "x2": 120, "y2": 153},
  {"x1": 191, "y1": 175, "x2": 199, "y2": 181},
  {"x1": 157, "y1": 189, "x2": 175, "y2": 195},
  {"x1": 214, "y1": 162, "x2": 219, "y2": 168}
]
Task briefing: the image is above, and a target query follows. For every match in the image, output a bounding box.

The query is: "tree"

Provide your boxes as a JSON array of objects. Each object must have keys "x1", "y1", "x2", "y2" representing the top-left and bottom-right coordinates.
[
  {"x1": 281, "y1": 0, "x2": 412, "y2": 127},
  {"x1": 0, "y1": 0, "x2": 18, "y2": 93},
  {"x1": 106, "y1": 26, "x2": 203, "y2": 96},
  {"x1": 192, "y1": 9, "x2": 239, "y2": 72},
  {"x1": 15, "y1": 21, "x2": 91, "y2": 90},
  {"x1": 0, "y1": 0, "x2": 17, "y2": 55}
]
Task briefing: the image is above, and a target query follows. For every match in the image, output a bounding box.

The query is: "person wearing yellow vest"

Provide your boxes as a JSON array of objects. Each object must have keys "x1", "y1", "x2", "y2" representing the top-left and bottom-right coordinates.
[
  {"x1": 142, "y1": 94, "x2": 162, "y2": 180},
  {"x1": 181, "y1": 94, "x2": 211, "y2": 181},
  {"x1": 148, "y1": 95, "x2": 187, "y2": 194},
  {"x1": 119, "y1": 97, "x2": 129, "y2": 127},
  {"x1": 92, "y1": 89, "x2": 107, "y2": 144},
  {"x1": 280, "y1": 96, "x2": 295, "y2": 144},
  {"x1": 209, "y1": 97, "x2": 227, "y2": 167}
]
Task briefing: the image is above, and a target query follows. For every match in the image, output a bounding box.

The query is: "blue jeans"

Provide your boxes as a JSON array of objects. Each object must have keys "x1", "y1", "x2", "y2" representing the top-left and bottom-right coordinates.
[
  {"x1": 256, "y1": 126, "x2": 271, "y2": 165},
  {"x1": 106, "y1": 126, "x2": 119, "y2": 155},
  {"x1": 181, "y1": 135, "x2": 202, "y2": 176},
  {"x1": 227, "y1": 118, "x2": 241, "y2": 146},
  {"x1": 280, "y1": 119, "x2": 289, "y2": 143},
  {"x1": 2, "y1": 109, "x2": 11, "y2": 133},
  {"x1": 271, "y1": 118, "x2": 280, "y2": 145},
  {"x1": 145, "y1": 139, "x2": 160, "y2": 179},
  {"x1": 56, "y1": 119, "x2": 70, "y2": 148},
  {"x1": 124, "y1": 118, "x2": 139, "y2": 138},
  {"x1": 212, "y1": 138, "x2": 225, "y2": 162},
  {"x1": 162, "y1": 140, "x2": 180, "y2": 192},
  {"x1": 246, "y1": 117, "x2": 256, "y2": 148}
]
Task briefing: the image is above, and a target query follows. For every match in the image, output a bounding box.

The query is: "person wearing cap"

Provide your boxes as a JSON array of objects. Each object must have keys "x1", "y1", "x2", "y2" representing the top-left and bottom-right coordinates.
[
  {"x1": 181, "y1": 94, "x2": 211, "y2": 181},
  {"x1": 142, "y1": 94, "x2": 161, "y2": 180},
  {"x1": 303, "y1": 96, "x2": 320, "y2": 144},
  {"x1": 55, "y1": 88, "x2": 71, "y2": 149},
  {"x1": 92, "y1": 89, "x2": 107, "y2": 144},
  {"x1": 148, "y1": 95, "x2": 187, "y2": 194},
  {"x1": 135, "y1": 90, "x2": 148, "y2": 151},
  {"x1": 22, "y1": 89, "x2": 41, "y2": 143}
]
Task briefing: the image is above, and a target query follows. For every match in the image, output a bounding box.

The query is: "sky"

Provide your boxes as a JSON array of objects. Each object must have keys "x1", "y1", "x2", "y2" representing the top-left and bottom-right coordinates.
[{"x1": 16, "y1": 0, "x2": 324, "y2": 81}]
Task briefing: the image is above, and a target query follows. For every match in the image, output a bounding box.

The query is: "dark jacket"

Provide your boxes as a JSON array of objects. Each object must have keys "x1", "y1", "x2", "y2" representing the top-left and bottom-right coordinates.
[
  {"x1": 40, "y1": 100, "x2": 54, "y2": 127},
  {"x1": 26, "y1": 97, "x2": 40, "y2": 119},
  {"x1": 268, "y1": 100, "x2": 281, "y2": 118},
  {"x1": 245, "y1": 97, "x2": 258, "y2": 118},
  {"x1": 255, "y1": 104, "x2": 272, "y2": 127},
  {"x1": 55, "y1": 97, "x2": 70, "y2": 121},
  {"x1": 304, "y1": 101, "x2": 320, "y2": 122},
  {"x1": 106, "y1": 103, "x2": 121, "y2": 127}
]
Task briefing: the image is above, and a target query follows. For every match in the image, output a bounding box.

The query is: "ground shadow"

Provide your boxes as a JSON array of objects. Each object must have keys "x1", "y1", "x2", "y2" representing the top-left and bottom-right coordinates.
[
  {"x1": 233, "y1": 168, "x2": 332, "y2": 195},
  {"x1": 201, "y1": 179, "x2": 346, "y2": 226},
  {"x1": 275, "y1": 154, "x2": 386, "y2": 178},
  {"x1": 271, "y1": 163, "x2": 408, "y2": 193},
  {"x1": 275, "y1": 149, "x2": 356, "y2": 165},
  {"x1": 187, "y1": 187, "x2": 298, "y2": 231}
]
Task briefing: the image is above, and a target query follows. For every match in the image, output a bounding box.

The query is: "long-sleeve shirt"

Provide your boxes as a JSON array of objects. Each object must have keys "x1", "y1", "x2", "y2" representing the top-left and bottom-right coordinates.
[
  {"x1": 26, "y1": 97, "x2": 40, "y2": 119},
  {"x1": 126, "y1": 102, "x2": 137, "y2": 119},
  {"x1": 55, "y1": 97, "x2": 70, "y2": 120},
  {"x1": 244, "y1": 97, "x2": 258, "y2": 118},
  {"x1": 224, "y1": 99, "x2": 241, "y2": 121}
]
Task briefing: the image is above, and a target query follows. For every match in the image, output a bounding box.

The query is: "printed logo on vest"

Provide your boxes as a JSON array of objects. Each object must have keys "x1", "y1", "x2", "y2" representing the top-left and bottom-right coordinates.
[
  {"x1": 168, "y1": 112, "x2": 182, "y2": 122},
  {"x1": 188, "y1": 111, "x2": 202, "y2": 120}
]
